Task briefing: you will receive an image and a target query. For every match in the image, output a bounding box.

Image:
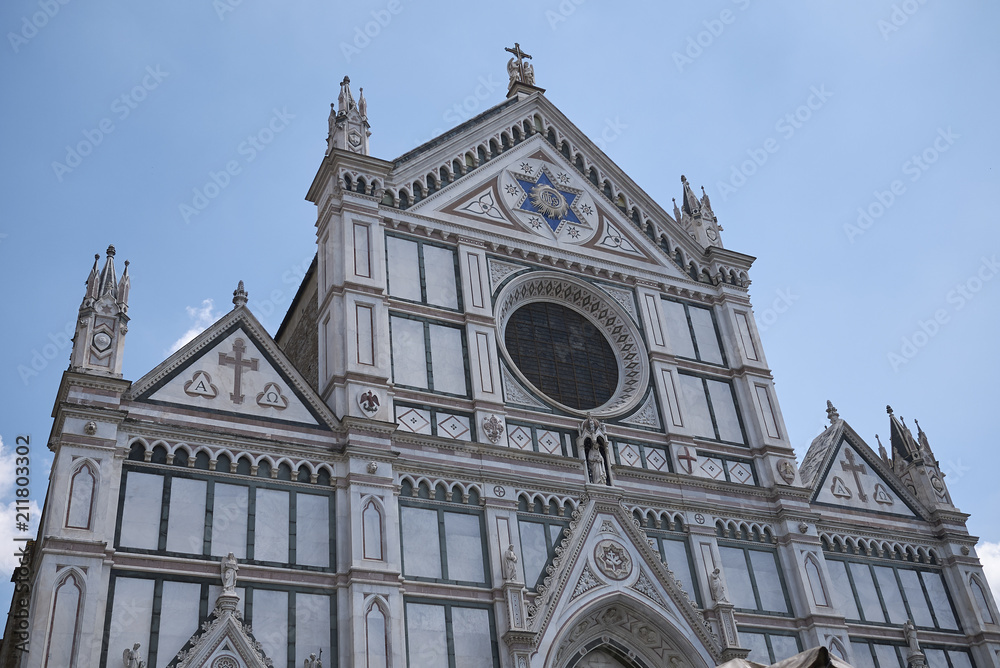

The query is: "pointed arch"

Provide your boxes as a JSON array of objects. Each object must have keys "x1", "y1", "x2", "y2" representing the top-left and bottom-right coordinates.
[
  {"x1": 43, "y1": 568, "x2": 85, "y2": 668},
  {"x1": 65, "y1": 460, "x2": 98, "y2": 530},
  {"x1": 362, "y1": 496, "x2": 385, "y2": 561},
  {"x1": 970, "y1": 573, "x2": 996, "y2": 624},
  {"x1": 545, "y1": 595, "x2": 715, "y2": 668},
  {"x1": 364, "y1": 595, "x2": 390, "y2": 668},
  {"x1": 803, "y1": 552, "x2": 829, "y2": 607}
]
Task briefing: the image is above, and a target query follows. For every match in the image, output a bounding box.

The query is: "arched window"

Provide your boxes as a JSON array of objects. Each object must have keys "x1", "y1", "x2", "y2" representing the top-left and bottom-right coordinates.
[
  {"x1": 363, "y1": 499, "x2": 384, "y2": 560},
  {"x1": 65, "y1": 463, "x2": 96, "y2": 530},
  {"x1": 804, "y1": 554, "x2": 829, "y2": 606},
  {"x1": 44, "y1": 571, "x2": 83, "y2": 667},
  {"x1": 971, "y1": 575, "x2": 996, "y2": 624},
  {"x1": 365, "y1": 601, "x2": 388, "y2": 668}
]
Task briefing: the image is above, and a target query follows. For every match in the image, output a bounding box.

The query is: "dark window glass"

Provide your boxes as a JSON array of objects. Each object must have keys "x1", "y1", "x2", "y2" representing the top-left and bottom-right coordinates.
[{"x1": 505, "y1": 302, "x2": 618, "y2": 410}]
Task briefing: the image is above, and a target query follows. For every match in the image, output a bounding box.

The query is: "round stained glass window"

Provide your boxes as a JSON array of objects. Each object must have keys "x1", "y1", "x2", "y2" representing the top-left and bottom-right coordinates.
[{"x1": 504, "y1": 302, "x2": 619, "y2": 411}]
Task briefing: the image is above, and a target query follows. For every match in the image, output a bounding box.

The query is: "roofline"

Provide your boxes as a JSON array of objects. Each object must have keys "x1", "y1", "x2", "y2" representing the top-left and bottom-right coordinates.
[{"x1": 275, "y1": 253, "x2": 317, "y2": 342}]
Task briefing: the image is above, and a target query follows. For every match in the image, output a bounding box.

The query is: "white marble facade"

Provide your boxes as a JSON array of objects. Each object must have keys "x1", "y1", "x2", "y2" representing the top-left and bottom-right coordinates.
[{"x1": 4, "y1": 59, "x2": 1000, "y2": 668}]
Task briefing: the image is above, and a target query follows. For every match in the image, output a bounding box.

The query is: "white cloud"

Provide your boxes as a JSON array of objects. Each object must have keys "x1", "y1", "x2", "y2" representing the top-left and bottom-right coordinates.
[
  {"x1": 978, "y1": 541, "x2": 1000, "y2": 599},
  {"x1": 167, "y1": 298, "x2": 218, "y2": 354}
]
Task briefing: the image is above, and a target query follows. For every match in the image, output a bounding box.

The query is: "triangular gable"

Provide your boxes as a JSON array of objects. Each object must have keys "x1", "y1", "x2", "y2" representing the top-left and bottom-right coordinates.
[
  {"x1": 168, "y1": 596, "x2": 271, "y2": 668},
  {"x1": 129, "y1": 306, "x2": 337, "y2": 431},
  {"x1": 531, "y1": 498, "x2": 722, "y2": 667},
  {"x1": 810, "y1": 432, "x2": 923, "y2": 519},
  {"x1": 420, "y1": 138, "x2": 688, "y2": 278}
]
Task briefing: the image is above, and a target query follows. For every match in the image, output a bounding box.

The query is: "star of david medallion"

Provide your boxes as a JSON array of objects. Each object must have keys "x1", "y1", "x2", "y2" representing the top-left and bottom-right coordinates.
[
  {"x1": 594, "y1": 539, "x2": 632, "y2": 581},
  {"x1": 500, "y1": 157, "x2": 598, "y2": 244}
]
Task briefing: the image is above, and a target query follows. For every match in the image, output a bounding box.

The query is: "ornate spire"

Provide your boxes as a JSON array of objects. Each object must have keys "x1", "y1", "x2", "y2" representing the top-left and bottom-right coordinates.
[
  {"x1": 97, "y1": 245, "x2": 118, "y2": 299},
  {"x1": 826, "y1": 400, "x2": 840, "y2": 424},
  {"x1": 329, "y1": 75, "x2": 370, "y2": 155},
  {"x1": 71, "y1": 245, "x2": 130, "y2": 377},
  {"x1": 875, "y1": 434, "x2": 889, "y2": 464},
  {"x1": 84, "y1": 253, "x2": 100, "y2": 304},
  {"x1": 680, "y1": 175, "x2": 701, "y2": 216},
  {"x1": 117, "y1": 260, "x2": 130, "y2": 311},
  {"x1": 232, "y1": 280, "x2": 248, "y2": 308},
  {"x1": 672, "y1": 197, "x2": 683, "y2": 224},
  {"x1": 337, "y1": 76, "x2": 355, "y2": 114}
]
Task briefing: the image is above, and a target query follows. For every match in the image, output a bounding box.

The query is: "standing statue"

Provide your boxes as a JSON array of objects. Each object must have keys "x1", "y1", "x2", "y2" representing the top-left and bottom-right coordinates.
[
  {"x1": 709, "y1": 568, "x2": 728, "y2": 603},
  {"x1": 587, "y1": 444, "x2": 608, "y2": 485},
  {"x1": 903, "y1": 619, "x2": 921, "y2": 655},
  {"x1": 221, "y1": 552, "x2": 239, "y2": 593},
  {"x1": 123, "y1": 642, "x2": 145, "y2": 668},
  {"x1": 503, "y1": 544, "x2": 519, "y2": 581},
  {"x1": 304, "y1": 650, "x2": 323, "y2": 667}
]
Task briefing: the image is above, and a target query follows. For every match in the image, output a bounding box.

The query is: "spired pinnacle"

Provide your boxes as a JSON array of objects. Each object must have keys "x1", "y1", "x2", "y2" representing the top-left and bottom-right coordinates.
[
  {"x1": 232, "y1": 280, "x2": 248, "y2": 308},
  {"x1": 826, "y1": 400, "x2": 840, "y2": 424}
]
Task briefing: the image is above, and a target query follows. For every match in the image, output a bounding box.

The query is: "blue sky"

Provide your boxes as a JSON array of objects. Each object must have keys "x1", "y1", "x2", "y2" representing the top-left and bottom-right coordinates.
[{"x1": 1, "y1": 1, "x2": 998, "y2": 614}]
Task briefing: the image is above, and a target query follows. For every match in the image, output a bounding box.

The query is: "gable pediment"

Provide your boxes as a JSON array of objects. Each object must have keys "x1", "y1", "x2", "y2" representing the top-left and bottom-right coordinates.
[
  {"x1": 129, "y1": 306, "x2": 337, "y2": 431},
  {"x1": 415, "y1": 140, "x2": 688, "y2": 277},
  {"x1": 168, "y1": 596, "x2": 271, "y2": 668},
  {"x1": 529, "y1": 498, "x2": 722, "y2": 668},
  {"x1": 810, "y1": 428, "x2": 924, "y2": 519}
]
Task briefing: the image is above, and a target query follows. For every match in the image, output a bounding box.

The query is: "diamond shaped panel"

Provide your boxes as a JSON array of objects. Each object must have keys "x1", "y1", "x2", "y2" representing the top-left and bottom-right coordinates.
[
  {"x1": 437, "y1": 414, "x2": 471, "y2": 441},
  {"x1": 397, "y1": 408, "x2": 431, "y2": 434},
  {"x1": 699, "y1": 458, "x2": 724, "y2": 479},
  {"x1": 645, "y1": 448, "x2": 668, "y2": 472},
  {"x1": 508, "y1": 426, "x2": 532, "y2": 450},
  {"x1": 537, "y1": 430, "x2": 562, "y2": 454}
]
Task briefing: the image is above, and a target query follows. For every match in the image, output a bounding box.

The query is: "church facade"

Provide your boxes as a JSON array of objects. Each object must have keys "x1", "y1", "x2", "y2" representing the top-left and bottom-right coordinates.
[{"x1": 3, "y1": 48, "x2": 999, "y2": 668}]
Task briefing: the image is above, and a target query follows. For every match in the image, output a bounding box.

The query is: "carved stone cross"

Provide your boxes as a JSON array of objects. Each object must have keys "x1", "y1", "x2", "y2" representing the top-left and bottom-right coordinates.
[
  {"x1": 840, "y1": 449, "x2": 868, "y2": 502},
  {"x1": 218, "y1": 338, "x2": 258, "y2": 404},
  {"x1": 505, "y1": 42, "x2": 532, "y2": 82}
]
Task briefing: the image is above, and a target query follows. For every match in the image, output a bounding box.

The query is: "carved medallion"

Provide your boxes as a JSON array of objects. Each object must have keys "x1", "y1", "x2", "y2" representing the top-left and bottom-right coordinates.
[
  {"x1": 482, "y1": 414, "x2": 505, "y2": 444},
  {"x1": 594, "y1": 539, "x2": 632, "y2": 581},
  {"x1": 83, "y1": 421, "x2": 98, "y2": 436},
  {"x1": 776, "y1": 459, "x2": 796, "y2": 484},
  {"x1": 358, "y1": 389, "x2": 380, "y2": 416}
]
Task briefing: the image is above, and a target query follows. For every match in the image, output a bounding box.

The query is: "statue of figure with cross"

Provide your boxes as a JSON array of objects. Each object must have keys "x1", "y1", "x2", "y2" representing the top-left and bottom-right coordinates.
[{"x1": 505, "y1": 43, "x2": 535, "y2": 86}]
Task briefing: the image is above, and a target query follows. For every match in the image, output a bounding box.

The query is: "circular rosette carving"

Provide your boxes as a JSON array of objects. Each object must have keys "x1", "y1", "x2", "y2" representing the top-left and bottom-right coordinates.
[{"x1": 594, "y1": 539, "x2": 633, "y2": 581}]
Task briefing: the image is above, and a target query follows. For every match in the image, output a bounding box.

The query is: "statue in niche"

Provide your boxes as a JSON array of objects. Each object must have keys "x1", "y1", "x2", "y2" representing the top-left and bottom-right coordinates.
[
  {"x1": 504, "y1": 543, "x2": 519, "y2": 581},
  {"x1": 221, "y1": 552, "x2": 239, "y2": 593},
  {"x1": 709, "y1": 568, "x2": 728, "y2": 603},
  {"x1": 587, "y1": 441, "x2": 608, "y2": 485},
  {"x1": 904, "y1": 619, "x2": 921, "y2": 656},
  {"x1": 122, "y1": 643, "x2": 145, "y2": 668}
]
